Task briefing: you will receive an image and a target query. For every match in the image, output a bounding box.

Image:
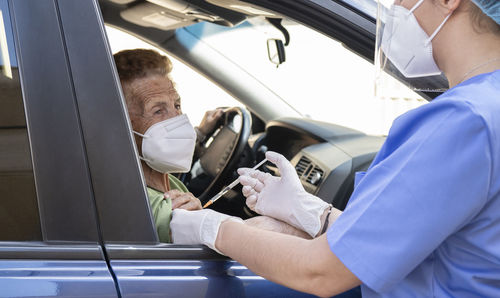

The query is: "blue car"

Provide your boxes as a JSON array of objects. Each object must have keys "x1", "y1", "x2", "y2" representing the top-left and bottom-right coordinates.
[{"x1": 0, "y1": 0, "x2": 440, "y2": 297}]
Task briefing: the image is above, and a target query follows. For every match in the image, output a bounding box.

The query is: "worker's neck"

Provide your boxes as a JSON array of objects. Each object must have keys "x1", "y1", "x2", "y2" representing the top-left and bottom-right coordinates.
[{"x1": 433, "y1": 17, "x2": 500, "y2": 88}]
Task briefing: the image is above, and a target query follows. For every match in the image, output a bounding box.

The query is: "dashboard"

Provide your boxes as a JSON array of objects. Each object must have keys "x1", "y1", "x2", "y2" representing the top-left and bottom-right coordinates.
[{"x1": 257, "y1": 117, "x2": 385, "y2": 210}]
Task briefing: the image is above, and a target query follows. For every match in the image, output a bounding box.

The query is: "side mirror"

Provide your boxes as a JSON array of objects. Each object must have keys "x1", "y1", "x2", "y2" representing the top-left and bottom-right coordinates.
[{"x1": 267, "y1": 39, "x2": 286, "y2": 67}]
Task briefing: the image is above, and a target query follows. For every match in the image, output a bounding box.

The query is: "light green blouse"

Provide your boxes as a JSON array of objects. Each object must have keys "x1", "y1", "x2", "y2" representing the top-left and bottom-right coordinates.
[{"x1": 147, "y1": 175, "x2": 188, "y2": 243}]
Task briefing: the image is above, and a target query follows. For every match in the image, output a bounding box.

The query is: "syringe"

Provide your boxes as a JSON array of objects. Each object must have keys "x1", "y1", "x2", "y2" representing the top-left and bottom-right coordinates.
[{"x1": 202, "y1": 158, "x2": 268, "y2": 208}]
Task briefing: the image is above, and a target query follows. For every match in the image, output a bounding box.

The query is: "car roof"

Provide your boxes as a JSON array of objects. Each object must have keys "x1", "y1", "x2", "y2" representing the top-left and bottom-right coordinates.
[{"x1": 99, "y1": 0, "x2": 446, "y2": 103}]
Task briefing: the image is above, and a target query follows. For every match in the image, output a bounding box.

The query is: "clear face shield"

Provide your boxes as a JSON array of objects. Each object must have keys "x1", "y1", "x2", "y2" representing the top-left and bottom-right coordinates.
[{"x1": 375, "y1": 0, "x2": 450, "y2": 100}]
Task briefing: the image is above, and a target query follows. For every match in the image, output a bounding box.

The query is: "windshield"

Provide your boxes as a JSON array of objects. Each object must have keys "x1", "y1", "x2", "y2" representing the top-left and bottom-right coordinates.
[
  {"x1": 185, "y1": 17, "x2": 426, "y2": 135},
  {"x1": 107, "y1": 12, "x2": 428, "y2": 136},
  {"x1": 340, "y1": 0, "x2": 377, "y2": 18}
]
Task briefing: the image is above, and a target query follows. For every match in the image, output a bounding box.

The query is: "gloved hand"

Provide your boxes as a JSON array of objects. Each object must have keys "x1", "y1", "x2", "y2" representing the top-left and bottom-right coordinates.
[
  {"x1": 238, "y1": 151, "x2": 331, "y2": 237},
  {"x1": 170, "y1": 208, "x2": 243, "y2": 254}
]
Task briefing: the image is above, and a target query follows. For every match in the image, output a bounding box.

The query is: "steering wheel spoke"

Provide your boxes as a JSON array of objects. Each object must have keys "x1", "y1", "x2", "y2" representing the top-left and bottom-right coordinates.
[{"x1": 196, "y1": 107, "x2": 253, "y2": 215}]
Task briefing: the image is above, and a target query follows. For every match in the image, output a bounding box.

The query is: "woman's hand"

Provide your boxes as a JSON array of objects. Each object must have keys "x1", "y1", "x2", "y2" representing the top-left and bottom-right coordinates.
[
  {"x1": 197, "y1": 108, "x2": 224, "y2": 136},
  {"x1": 166, "y1": 189, "x2": 202, "y2": 211}
]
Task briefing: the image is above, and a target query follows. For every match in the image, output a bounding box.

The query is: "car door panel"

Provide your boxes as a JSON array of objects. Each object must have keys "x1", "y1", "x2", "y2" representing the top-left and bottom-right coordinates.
[
  {"x1": 0, "y1": 243, "x2": 117, "y2": 297},
  {"x1": 112, "y1": 260, "x2": 315, "y2": 297},
  {"x1": 107, "y1": 245, "x2": 314, "y2": 297}
]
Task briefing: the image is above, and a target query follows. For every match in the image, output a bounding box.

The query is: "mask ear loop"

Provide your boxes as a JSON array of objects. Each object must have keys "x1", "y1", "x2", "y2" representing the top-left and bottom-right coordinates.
[
  {"x1": 425, "y1": 13, "x2": 452, "y2": 46},
  {"x1": 133, "y1": 131, "x2": 148, "y2": 139},
  {"x1": 133, "y1": 131, "x2": 151, "y2": 163},
  {"x1": 408, "y1": 0, "x2": 425, "y2": 15},
  {"x1": 406, "y1": 0, "x2": 452, "y2": 47}
]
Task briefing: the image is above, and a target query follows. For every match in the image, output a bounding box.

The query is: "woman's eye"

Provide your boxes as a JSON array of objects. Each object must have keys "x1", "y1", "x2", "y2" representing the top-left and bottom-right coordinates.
[
  {"x1": 175, "y1": 104, "x2": 181, "y2": 110},
  {"x1": 154, "y1": 108, "x2": 164, "y2": 115}
]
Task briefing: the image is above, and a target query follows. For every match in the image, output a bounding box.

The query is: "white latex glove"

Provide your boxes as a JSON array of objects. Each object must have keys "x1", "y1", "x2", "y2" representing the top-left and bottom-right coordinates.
[
  {"x1": 170, "y1": 209, "x2": 243, "y2": 254},
  {"x1": 238, "y1": 151, "x2": 331, "y2": 237}
]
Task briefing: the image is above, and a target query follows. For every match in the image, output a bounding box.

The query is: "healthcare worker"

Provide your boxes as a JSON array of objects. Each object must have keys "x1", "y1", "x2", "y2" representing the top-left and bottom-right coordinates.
[{"x1": 170, "y1": 0, "x2": 500, "y2": 296}]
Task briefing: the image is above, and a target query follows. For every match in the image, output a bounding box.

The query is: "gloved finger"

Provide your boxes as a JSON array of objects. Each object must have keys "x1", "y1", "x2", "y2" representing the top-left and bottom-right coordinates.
[
  {"x1": 237, "y1": 167, "x2": 253, "y2": 176},
  {"x1": 265, "y1": 151, "x2": 297, "y2": 180},
  {"x1": 246, "y1": 194, "x2": 258, "y2": 210},
  {"x1": 249, "y1": 170, "x2": 261, "y2": 179},
  {"x1": 249, "y1": 170, "x2": 274, "y2": 185},
  {"x1": 253, "y1": 179, "x2": 265, "y2": 192},
  {"x1": 241, "y1": 175, "x2": 265, "y2": 192},
  {"x1": 242, "y1": 185, "x2": 257, "y2": 197},
  {"x1": 253, "y1": 196, "x2": 265, "y2": 214},
  {"x1": 239, "y1": 175, "x2": 259, "y2": 187},
  {"x1": 253, "y1": 171, "x2": 274, "y2": 185}
]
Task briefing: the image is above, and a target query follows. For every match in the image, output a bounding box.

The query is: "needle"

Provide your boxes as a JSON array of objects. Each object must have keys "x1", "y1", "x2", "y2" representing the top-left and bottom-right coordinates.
[{"x1": 202, "y1": 158, "x2": 268, "y2": 208}]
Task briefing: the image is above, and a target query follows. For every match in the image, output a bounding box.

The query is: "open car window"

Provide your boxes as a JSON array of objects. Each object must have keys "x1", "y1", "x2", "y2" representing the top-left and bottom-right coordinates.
[{"x1": 106, "y1": 26, "x2": 243, "y2": 126}]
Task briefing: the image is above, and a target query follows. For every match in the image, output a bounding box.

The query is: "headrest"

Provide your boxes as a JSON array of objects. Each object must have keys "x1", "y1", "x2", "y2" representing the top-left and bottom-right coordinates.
[{"x1": 0, "y1": 68, "x2": 26, "y2": 128}]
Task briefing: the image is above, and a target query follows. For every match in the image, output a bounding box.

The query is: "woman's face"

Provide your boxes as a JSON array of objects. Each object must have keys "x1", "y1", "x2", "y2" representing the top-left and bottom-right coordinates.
[{"x1": 127, "y1": 75, "x2": 183, "y2": 152}]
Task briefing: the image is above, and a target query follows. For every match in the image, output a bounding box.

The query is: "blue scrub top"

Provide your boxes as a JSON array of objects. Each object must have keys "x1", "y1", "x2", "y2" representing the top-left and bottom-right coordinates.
[{"x1": 328, "y1": 70, "x2": 500, "y2": 297}]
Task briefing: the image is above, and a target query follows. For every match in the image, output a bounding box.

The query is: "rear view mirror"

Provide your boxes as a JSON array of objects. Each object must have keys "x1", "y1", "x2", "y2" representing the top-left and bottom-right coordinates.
[{"x1": 267, "y1": 39, "x2": 286, "y2": 67}]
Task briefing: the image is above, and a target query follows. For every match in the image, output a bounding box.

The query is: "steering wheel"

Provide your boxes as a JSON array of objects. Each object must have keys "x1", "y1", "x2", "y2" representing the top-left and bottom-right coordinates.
[{"x1": 194, "y1": 107, "x2": 252, "y2": 205}]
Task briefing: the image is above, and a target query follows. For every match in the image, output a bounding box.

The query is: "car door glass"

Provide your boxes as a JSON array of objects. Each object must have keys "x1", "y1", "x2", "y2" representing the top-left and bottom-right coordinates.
[{"x1": 0, "y1": 0, "x2": 42, "y2": 241}]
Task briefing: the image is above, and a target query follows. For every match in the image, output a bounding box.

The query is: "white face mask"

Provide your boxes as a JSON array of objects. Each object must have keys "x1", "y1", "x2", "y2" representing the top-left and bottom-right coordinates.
[
  {"x1": 381, "y1": 0, "x2": 451, "y2": 78},
  {"x1": 134, "y1": 114, "x2": 196, "y2": 173}
]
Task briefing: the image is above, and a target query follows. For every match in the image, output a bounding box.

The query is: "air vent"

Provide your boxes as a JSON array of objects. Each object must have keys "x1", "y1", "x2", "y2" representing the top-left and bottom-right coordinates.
[
  {"x1": 307, "y1": 166, "x2": 324, "y2": 185},
  {"x1": 295, "y1": 156, "x2": 312, "y2": 177}
]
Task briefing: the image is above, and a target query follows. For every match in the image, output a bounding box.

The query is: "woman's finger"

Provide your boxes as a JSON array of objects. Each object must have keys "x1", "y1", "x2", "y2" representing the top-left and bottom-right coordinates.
[
  {"x1": 176, "y1": 198, "x2": 202, "y2": 211},
  {"x1": 171, "y1": 195, "x2": 190, "y2": 209}
]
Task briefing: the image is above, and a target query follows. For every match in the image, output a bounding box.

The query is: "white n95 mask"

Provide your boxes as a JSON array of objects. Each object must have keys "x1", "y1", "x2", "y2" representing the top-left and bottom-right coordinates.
[
  {"x1": 381, "y1": 0, "x2": 451, "y2": 78},
  {"x1": 134, "y1": 114, "x2": 196, "y2": 173}
]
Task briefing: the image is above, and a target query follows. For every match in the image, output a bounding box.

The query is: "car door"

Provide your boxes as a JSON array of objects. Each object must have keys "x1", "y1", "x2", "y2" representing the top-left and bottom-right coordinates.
[
  {"x1": 1, "y1": 1, "x2": 374, "y2": 297},
  {"x1": 0, "y1": 0, "x2": 118, "y2": 296},
  {"x1": 53, "y1": 1, "x2": 315, "y2": 297}
]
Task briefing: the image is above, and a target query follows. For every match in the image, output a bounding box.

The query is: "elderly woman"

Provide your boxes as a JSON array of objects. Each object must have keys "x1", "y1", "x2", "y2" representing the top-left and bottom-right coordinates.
[
  {"x1": 114, "y1": 49, "x2": 208, "y2": 242},
  {"x1": 114, "y1": 49, "x2": 308, "y2": 243}
]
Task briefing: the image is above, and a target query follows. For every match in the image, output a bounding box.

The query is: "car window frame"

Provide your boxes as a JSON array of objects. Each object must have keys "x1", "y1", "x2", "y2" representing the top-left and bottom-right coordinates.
[
  {"x1": 6, "y1": 0, "x2": 103, "y2": 243},
  {"x1": 0, "y1": 4, "x2": 118, "y2": 296},
  {"x1": 55, "y1": 0, "x2": 159, "y2": 244}
]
